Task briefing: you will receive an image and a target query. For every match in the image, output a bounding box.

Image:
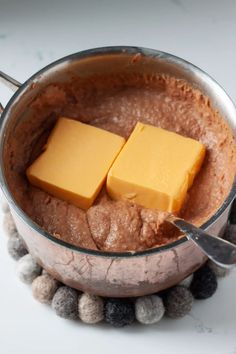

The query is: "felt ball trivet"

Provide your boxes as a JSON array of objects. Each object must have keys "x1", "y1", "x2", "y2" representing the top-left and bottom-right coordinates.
[{"x1": 3, "y1": 201, "x2": 235, "y2": 327}]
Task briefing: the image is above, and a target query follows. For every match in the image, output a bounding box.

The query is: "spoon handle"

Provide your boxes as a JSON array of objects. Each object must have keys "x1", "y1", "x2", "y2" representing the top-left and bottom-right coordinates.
[{"x1": 167, "y1": 215, "x2": 236, "y2": 268}]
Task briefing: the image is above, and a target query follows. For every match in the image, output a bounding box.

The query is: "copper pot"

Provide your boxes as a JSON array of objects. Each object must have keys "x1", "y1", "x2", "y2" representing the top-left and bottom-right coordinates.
[{"x1": 0, "y1": 47, "x2": 235, "y2": 297}]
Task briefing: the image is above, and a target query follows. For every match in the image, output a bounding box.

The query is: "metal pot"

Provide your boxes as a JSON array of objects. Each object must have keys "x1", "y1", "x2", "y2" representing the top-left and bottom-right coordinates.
[{"x1": 0, "y1": 46, "x2": 235, "y2": 297}]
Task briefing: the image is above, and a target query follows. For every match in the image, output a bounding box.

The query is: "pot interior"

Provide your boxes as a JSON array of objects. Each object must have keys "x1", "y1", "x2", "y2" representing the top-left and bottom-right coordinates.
[{"x1": 1, "y1": 48, "x2": 236, "y2": 253}]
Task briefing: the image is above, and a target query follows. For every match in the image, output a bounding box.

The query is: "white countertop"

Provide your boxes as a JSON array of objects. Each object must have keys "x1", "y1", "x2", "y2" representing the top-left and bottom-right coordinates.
[{"x1": 0, "y1": 1, "x2": 236, "y2": 353}]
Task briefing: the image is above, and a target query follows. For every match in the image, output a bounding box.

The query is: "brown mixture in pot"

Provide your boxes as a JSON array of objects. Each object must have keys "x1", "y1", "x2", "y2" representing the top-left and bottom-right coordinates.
[{"x1": 5, "y1": 73, "x2": 236, "y2": 252}]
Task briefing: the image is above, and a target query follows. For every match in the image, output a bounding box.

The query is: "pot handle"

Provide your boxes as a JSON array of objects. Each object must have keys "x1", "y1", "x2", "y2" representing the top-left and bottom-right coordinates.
[{"x1": 0, "y1": 71, "x2": 22, "y2": 113}]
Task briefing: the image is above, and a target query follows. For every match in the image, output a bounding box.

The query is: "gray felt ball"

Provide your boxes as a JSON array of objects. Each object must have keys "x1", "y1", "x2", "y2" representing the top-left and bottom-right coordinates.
[
  {"x1": 52, "y1": 286, "x2": 78, "y2": 320},
  {"x1": 3, "y1": 212, "x2": 17, "y2": 237},
  {"x1": 223, "y1": 224, "x2": 236, "y2": 244},
  {"x1": 7, "y1": 233, "x2": 28, "y2": 260},
  {"x1": 78, "y1": 293, "x2": 104, "y2": 324},
  {"x1": 207, "y1": 260, "x2": 230, "y2": 278},
  {"x1": 16, "y1": 254, "x2": 42, "y2": 284},
  {"x1": 165, "y1": 286, "x2": 193, "y2": 319},
  {"x1": 179, "y1": 274, "x2": 193, "y2": 288},
  {"x1": 2, "y1": 201, "x2": 9, "y2": 213},
  {"x1": 32, "y1": 274, "x2": 59, "y2": 304},
  {"x1": 135, "y1": 295, "x2": 165, "y2": 325}
]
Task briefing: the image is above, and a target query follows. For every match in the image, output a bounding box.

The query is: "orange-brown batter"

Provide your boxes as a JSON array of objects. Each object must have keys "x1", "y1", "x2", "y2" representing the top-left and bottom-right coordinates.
[{"x1": 5, "y1": 73, "x2": 236, "y2": 251}]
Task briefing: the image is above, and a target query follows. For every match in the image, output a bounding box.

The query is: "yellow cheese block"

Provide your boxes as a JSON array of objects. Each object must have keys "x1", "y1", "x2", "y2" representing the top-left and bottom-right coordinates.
[
  {"x1": 107, "y1": 122, "x2": 206, "y2": 212},
  {"x1": 27, "y1": 117, "x2": 125, "y2": 209}
]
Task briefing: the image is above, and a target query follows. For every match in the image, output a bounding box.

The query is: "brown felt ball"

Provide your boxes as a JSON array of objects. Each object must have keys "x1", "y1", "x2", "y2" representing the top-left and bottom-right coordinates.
[
  {"x1": 32, "y1": 274, "x2": 59, "y2": 304},
  {"x1": 78, "y1": 293, "x2": 104, "y2": 324}
]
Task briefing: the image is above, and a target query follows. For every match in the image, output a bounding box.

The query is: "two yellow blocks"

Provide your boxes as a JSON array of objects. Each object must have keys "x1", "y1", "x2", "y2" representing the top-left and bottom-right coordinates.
[{"x1": 27, "y1": 117, "x2": 205, "y2": 213}]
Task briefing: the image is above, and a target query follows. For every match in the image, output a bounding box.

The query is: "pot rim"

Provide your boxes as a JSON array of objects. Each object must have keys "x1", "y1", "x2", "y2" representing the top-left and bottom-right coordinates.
[{"x1": 0, "y1": 45, "x2": 236, "y2": 258}]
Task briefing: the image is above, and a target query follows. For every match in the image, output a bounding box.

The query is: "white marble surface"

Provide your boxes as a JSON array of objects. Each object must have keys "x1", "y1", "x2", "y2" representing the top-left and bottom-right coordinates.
[{"x1": 0, "y1": 0, "x2": 236, "y2": 353}]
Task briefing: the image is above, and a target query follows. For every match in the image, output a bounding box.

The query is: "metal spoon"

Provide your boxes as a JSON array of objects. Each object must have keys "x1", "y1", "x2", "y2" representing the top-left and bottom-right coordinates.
[{"x1": 167, "y1": 215, "x2": 236, "y2": 268}]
